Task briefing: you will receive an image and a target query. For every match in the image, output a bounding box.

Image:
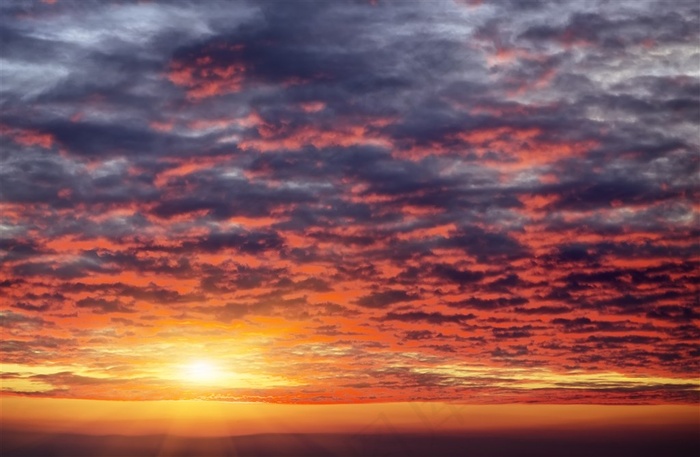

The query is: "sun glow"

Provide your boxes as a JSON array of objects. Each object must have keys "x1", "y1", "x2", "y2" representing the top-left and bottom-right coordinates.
[{"x1": 183, "y1": 360, "x2": 224, "y2": 385}]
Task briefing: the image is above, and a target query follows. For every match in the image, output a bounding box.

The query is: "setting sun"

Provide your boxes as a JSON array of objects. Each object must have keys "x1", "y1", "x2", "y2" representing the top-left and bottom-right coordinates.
[{"x1": 183, "y1": 360, "x2": 223, "y2": 385}]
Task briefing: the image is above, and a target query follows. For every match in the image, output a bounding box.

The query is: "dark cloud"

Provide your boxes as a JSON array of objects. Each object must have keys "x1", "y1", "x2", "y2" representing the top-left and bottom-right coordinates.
[
  {"x1": 12, "y1": 302, "x2": 52, "y2": 312},
  {"x1": 403, "y1": 330, "x2": 441, "y2": 341},
  {"x1": 199, "y1": 264, "x2": 285, "y2": 292},
  {"x1": 585, "y1": 335, "x2": 663, "y2": 347},
  {"x1": 355, "y1": 290, "x2": 419, "y2": 309},
  {"x1": 492, "y1": 325, "x2": 534, "y2": 339},
  {"x1": 647, "y1": 306, "x2": 700, "y2": 322},
  {"x1": 0, "y1": 311, "x2": 51, "y2": 329},
  {"x1": 440, "y1": 226, "x2": 529, "y2": 262},
  {"x1": 449, "y1": 297, "x2": 529, "y2": 310},
  {"x1": 431, "y1": 264, "x2": 486, "y2": 285},
  {"x1": 64, "y1": 282, "x2": 202, "y2": 304},
  {"x1": 514, "y1": 306, "x2": 572, "y2": 315},
  {"x1": 382, "y1": 311, "x2": 476, "y2": 325},
  {"x1": 0, "y1": 239, "x2": 50, "y2": 261},
  {"x1": 75, "y1": 298, "x2": 135, "y2": 314},
  {"x1": 183, "y1": 230, "x2": 286, "y2": 254},
  {"x1": 552, "y1": 317, "x2": 639, "y2": 333}
]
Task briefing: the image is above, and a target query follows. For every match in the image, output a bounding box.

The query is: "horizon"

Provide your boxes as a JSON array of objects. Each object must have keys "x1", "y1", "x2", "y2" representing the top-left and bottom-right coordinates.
[
  {"x1": 3, "y1": 398, "x2": 696, "y2": 437},
  {"x1": 3, "y1": 399, "x2": 699, "y2": 456}
]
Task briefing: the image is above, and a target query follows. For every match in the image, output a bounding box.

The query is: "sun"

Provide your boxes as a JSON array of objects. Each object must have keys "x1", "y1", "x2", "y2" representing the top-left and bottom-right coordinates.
[{"x1": 183, "y1": 360, "x2": 223, "y2": 385}]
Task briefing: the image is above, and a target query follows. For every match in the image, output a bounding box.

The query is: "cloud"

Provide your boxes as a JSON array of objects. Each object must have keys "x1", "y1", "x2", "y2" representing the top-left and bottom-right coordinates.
[
  {"x1": 75, "y1": 298, "x2": 135, "y2": 314},
  {"x1": 0, "y1": 0, "x2": 697, "y2": 404},
  {"x1": 382, "y1": 311, "x2": 476, "y2": 325},
  {"x1": 450, "y1": 297, "x2": 529, "y2": 310},
  {"x1": 492, "y1": 326, "x2": 534, "y2": 339},
  {"x1": 355, "y1": 290, "x2": 420, "y2": 309},
  {"x1": 0, "y1": 311, "x2": 51, "y2": 329}
]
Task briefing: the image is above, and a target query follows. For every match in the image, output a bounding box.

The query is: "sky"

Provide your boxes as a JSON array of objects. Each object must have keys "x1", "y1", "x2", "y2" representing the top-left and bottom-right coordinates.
[{"x1": 1, "y1": 0, "x2": 699, "y2": 421}]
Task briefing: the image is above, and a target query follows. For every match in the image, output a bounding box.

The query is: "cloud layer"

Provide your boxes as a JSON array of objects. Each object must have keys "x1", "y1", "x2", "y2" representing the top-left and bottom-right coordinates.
[{"x1": 1, "y1": 0, "x2": 698, "y2": 404}]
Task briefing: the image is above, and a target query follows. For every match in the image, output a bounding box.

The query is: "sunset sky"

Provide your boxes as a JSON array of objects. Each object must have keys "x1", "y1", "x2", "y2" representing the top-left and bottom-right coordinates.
[{"x1": 1, "y1": 0, "x2": 699, "y2": 442}]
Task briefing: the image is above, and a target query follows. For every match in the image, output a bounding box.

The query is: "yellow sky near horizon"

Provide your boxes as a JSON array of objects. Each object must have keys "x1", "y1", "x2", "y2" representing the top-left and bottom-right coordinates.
[{"x1": 2, "y1": 396, "x2": 698, "y2": 437}]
